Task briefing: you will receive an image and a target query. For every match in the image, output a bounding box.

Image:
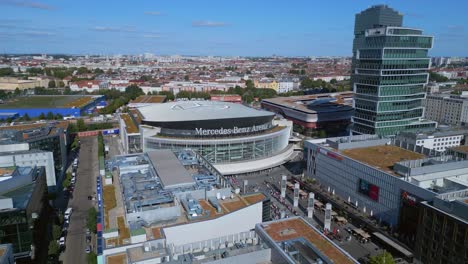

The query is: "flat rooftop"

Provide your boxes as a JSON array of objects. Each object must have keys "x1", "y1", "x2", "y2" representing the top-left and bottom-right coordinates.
[
  {"x1": 147, "y1": 150, "x2": 195, "y2": 189},
  {"x1": 106, "y1": 253, "x2": 127, "y2": 264},
  {"x1": 138, "y1": 101, "x2": 274, "y2": 122},
  {"x1": 341, "y1": 145, "x2": 425, "y2": 173},
  {"x1": 120, "y1": 113, "x2": 139, "y2": 134},
  {"x1": 130, "y1": 95, "x2": 166, "y2": 104},
  {"x1": 451, "y1": 145, "x2": 468, "y2": 153},
  {"x1": 260, "y1": 218, "x2": 356, "y2": 264},
  {"x1": 262, "y1": 93, "x2": 354, "y2": 114},
  {"x1": 0, "y1": 120, "x2": 69, "y2": 132},
  {"x1": 0, "y1": 95, "x2": 98, "y2": 109},
  {"x1": 2, "y1": 182, "x2": 35, "y2": 209}
]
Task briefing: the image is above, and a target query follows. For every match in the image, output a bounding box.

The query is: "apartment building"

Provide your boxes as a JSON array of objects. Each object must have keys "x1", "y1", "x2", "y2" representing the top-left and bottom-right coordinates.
[{"x1": 424, "y1": 94, "x2": 468, "y2": 126}]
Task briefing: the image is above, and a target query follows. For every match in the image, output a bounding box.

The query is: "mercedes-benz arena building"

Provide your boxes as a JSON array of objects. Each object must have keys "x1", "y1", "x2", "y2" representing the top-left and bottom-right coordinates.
[{"x1": 138, "y1": 101, "x2": 293, "y2": 175}]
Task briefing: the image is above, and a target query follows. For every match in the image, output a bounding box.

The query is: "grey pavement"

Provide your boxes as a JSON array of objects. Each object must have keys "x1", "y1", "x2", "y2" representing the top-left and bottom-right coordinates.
[
  {"x1": 104, "y1": 135, "x2": 124, "y2": 229},
  {"x1": 61, "y1": 136, "x2": 98, "y2": 264}
]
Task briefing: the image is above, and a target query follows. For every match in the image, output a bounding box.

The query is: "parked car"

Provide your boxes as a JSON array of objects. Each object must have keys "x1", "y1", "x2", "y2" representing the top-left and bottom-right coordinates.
[
  {"x1": 58, "y1": 237, "x2": 65, "y2": 246},
  {"x1": 85, "y1": 245, "x2": 91, "y2": 254}
]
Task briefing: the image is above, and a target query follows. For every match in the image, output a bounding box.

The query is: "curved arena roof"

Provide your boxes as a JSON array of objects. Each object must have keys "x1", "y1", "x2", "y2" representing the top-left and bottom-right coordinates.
[{"x1": 138, "y1": 101, "x2": 274, "y2": 123}]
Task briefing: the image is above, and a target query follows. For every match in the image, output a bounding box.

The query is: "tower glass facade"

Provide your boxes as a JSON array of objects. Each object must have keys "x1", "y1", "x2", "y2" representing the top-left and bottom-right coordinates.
[{"x1": 351, "y1": 5, "x2": 437, "y2": 136}]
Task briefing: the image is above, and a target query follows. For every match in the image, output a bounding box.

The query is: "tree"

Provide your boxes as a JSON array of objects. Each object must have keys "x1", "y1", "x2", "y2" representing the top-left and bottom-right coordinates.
[
  {"x1": 77, "y1": 67, "x2": 89, "y2": 75},
  {"x1": 55, "y1": 113, "x2": 63, "y2": 120},
  {"x1": 58, "y1": 81, "x2": 65, "y2": 87},
  {"x1": 77, "y1": 118, "x2": 86, "y2": 132},
  {"x1": 52, "y1": 224, "x2": 62, "y2": 240},
  {"x1": 38, "y1": 113, "x2": 46, "y2": 120},
  {"x1": 429, "y1": 72, "x2": 449, "y2": 82},
  {"x1": 87, "y1": 251, "x2": 97, "y2": 264},
  {"x1": 87, "y1": 207, "x2": 97, "y2": 233},
  {"x1": 369, "y1": 251, "x2": 395, "y2": 264},
  {"x1": 23, "y1": 113, "x2": 31, "y2": 121},
  {"x1": 265, "y1": 73, "x2": 275, "y2": 78},
  {"x1": 0, "y1": 67, "x2": 14, "y2": 76},
  {"x1": 245, "y1": 80, "x2": 255, "y2": 89},
  {"x1": 318, "y1": 130, "x2": 327, "y2": 138},
  {"x1": 330, "y1": 78, "x2": 337, "y2": 84},
  {"x1": 184, "y1": 75, "x2": 190, "y2": 81},
  {"x1": 158, "y1": 91, "x2": 175, "y2": 101},
  {"x1": 68, "y1": 122, "x2": 78, "y2": 133},
  {"x1": 58, "y1": 213, "x2": 64, "y2": 225},
  {"x1": 48, "y1": 80, "x2": 56, "y2": 88},
  {"x1": 125, "y1": 84, "x2": 144, "y2": 100},
  {"x1": 46, "y1": 111, "x2": 55, "y2": 120},
  {"x1": 64, "y1": 86, "x2": 71, "y2": 95},
  {"x1": 242, "y1": 94, "x2": 254, "y2": 104},
  {"x1": 71, "y1": 136, "x2": 80, "y2": 150},
  {"x1": 14, "y1": 87, "x2": 21, "y2": 96},
  {"x1": 48, "y1": 241, "x2": 60, "y2": 256}
]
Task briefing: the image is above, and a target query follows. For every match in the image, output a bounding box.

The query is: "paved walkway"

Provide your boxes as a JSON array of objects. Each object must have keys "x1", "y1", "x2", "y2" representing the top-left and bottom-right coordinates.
[{"x1": 105, "y1": 135, "x2": 125, "y2": 230}]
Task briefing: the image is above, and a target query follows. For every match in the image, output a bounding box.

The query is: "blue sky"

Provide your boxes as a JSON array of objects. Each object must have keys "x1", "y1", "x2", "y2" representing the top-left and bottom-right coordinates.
[{"x1": 0, "y1": 0, "x2": 466, "y2": 56}]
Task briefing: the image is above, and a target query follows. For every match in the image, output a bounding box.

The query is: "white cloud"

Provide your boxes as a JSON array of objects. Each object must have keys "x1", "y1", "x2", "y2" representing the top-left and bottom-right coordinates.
[
  {"x1": 0, "y1": 0, "x2": 55, "y2": 10},
  {"x1": 143, "y1": 34, "x2": 161, "y2": 38},
  {"x1": 92, "y1": 26, "x2": 136, "y2": 32},
  {"x1": 144, "y1": 11, "x2": 162, "y2": 16},
  {"x1": 192, "y1": 21, "x2": 227, "y2": 27},
  {"x1": 24, "y1": 30, "x2": 55, "y2": 36}
]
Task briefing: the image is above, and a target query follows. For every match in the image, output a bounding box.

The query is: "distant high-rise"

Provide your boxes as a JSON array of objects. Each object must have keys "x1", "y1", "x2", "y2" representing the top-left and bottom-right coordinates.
[{"x1": 351, "y1": 5, "x2": 437, "y2": 136}]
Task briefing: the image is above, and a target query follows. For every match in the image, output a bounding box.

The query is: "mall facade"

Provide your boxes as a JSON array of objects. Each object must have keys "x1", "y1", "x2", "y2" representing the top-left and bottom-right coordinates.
[{"x1": 137, "y1": 101, "x2": 294, "y2": 175}]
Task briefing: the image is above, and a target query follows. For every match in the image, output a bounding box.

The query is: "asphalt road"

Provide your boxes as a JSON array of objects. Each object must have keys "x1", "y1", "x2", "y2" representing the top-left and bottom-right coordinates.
[{"x1": 61, "y1": 136, "x2": 98, "y2": 264}]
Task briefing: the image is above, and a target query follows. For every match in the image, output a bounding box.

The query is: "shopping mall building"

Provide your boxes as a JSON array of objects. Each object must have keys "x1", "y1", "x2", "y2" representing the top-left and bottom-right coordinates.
[{"x1": 134, "y1": 101, "x2": 293, "y2": 175}]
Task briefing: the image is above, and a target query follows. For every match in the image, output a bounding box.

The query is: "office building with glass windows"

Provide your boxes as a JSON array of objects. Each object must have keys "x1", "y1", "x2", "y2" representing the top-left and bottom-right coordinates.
[
  {"x1": 351, "y1": 5, "x2": 437, "y2": 136},
  {"x1": 137, "y1": 101, "x2": 294, "y2": 175}
]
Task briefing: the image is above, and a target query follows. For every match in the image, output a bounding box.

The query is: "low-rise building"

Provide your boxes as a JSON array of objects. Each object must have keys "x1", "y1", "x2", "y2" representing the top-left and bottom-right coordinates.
[
  {"x1": 414, "y1": 190, "x2": 468, "y2": 264},
  {"x1": 313, "y1": 75, "x2": 350, "y2": 82},
  {"x1": 0, "y1": 166, "x2": 48, "y2": 258},
  {"x1": 277, "y1": 79, "x2": 296, "y2": 93},
  {"x1": 0, "y1": 77, "x2": 41, "y2": 90},
  {"x1": 119, "y1": 110, "x2": 142, "y2": 154},
  {"x1": 161, "y1": 81, "x2": 240, "y2": 95},
  {"x1": 70, "y1": 80, "x2": 101, "y2": 92},
  {"x1": 256, "y1": 217, "x2": 359, "y2": 264},
  {"x1": 0, "y1": 121, "x2": 69, "y2": 174},
  {"x1": 254, "y1": 78, "x2": 279, "y2": 92},
  {"x1": 305, "y1": 135, "x2": 468, "y2": 246},
  {"x1": 395, "y1": 129, "x2": 467, "y2": 153},
  {"x1": 261, "y1": 92, "x2": 354, "y2": 136},
  {"x1": 101, "y1": 149, "x2": 271, "y2": 263},
  {"x1": 210, "y1": 94, "x2": 242, "y2": 103}
]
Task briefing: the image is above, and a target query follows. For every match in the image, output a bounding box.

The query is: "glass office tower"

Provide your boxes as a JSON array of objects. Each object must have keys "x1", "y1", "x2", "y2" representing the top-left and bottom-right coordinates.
[{"x1": 351, "y1": 5, "x2": 437, "y2": 136}]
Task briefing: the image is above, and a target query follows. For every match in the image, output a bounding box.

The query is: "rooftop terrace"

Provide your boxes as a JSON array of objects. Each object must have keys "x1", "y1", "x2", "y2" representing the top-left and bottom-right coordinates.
[
  {"x1": 341, "y1": 145, "x2": 424, "y2": 174},
  {"x1": 121, "y1": 113, "x2": 139, "y2": 134},
  {"x1": 130, "y1": 95, "x2": 166, "y2": 104},
  {"x1": 260, "y1": 218, "x2": 356, "y2": 264}
]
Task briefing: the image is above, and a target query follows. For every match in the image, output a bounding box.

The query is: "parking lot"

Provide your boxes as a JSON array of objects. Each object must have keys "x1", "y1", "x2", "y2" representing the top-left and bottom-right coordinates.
[{"x1": 60, "y1": 136, "x2": 98, "y2": 264}]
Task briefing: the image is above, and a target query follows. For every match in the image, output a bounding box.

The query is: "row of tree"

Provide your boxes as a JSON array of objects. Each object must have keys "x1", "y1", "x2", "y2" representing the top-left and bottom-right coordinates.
[{"x1": 98, "y1": 84, "x2": 145, "y2": 114}]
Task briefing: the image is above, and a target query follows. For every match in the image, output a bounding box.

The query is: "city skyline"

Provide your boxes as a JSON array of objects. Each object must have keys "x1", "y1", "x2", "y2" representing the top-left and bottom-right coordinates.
[{"x1": 0, "y1": 0, "x2": 467, "y2": 56}]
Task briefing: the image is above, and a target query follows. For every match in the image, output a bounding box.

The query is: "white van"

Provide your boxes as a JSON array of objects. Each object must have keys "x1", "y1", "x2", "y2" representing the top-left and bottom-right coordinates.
[{"x1": 64, "y1": 207, "x2": 73, "y2": 220}]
